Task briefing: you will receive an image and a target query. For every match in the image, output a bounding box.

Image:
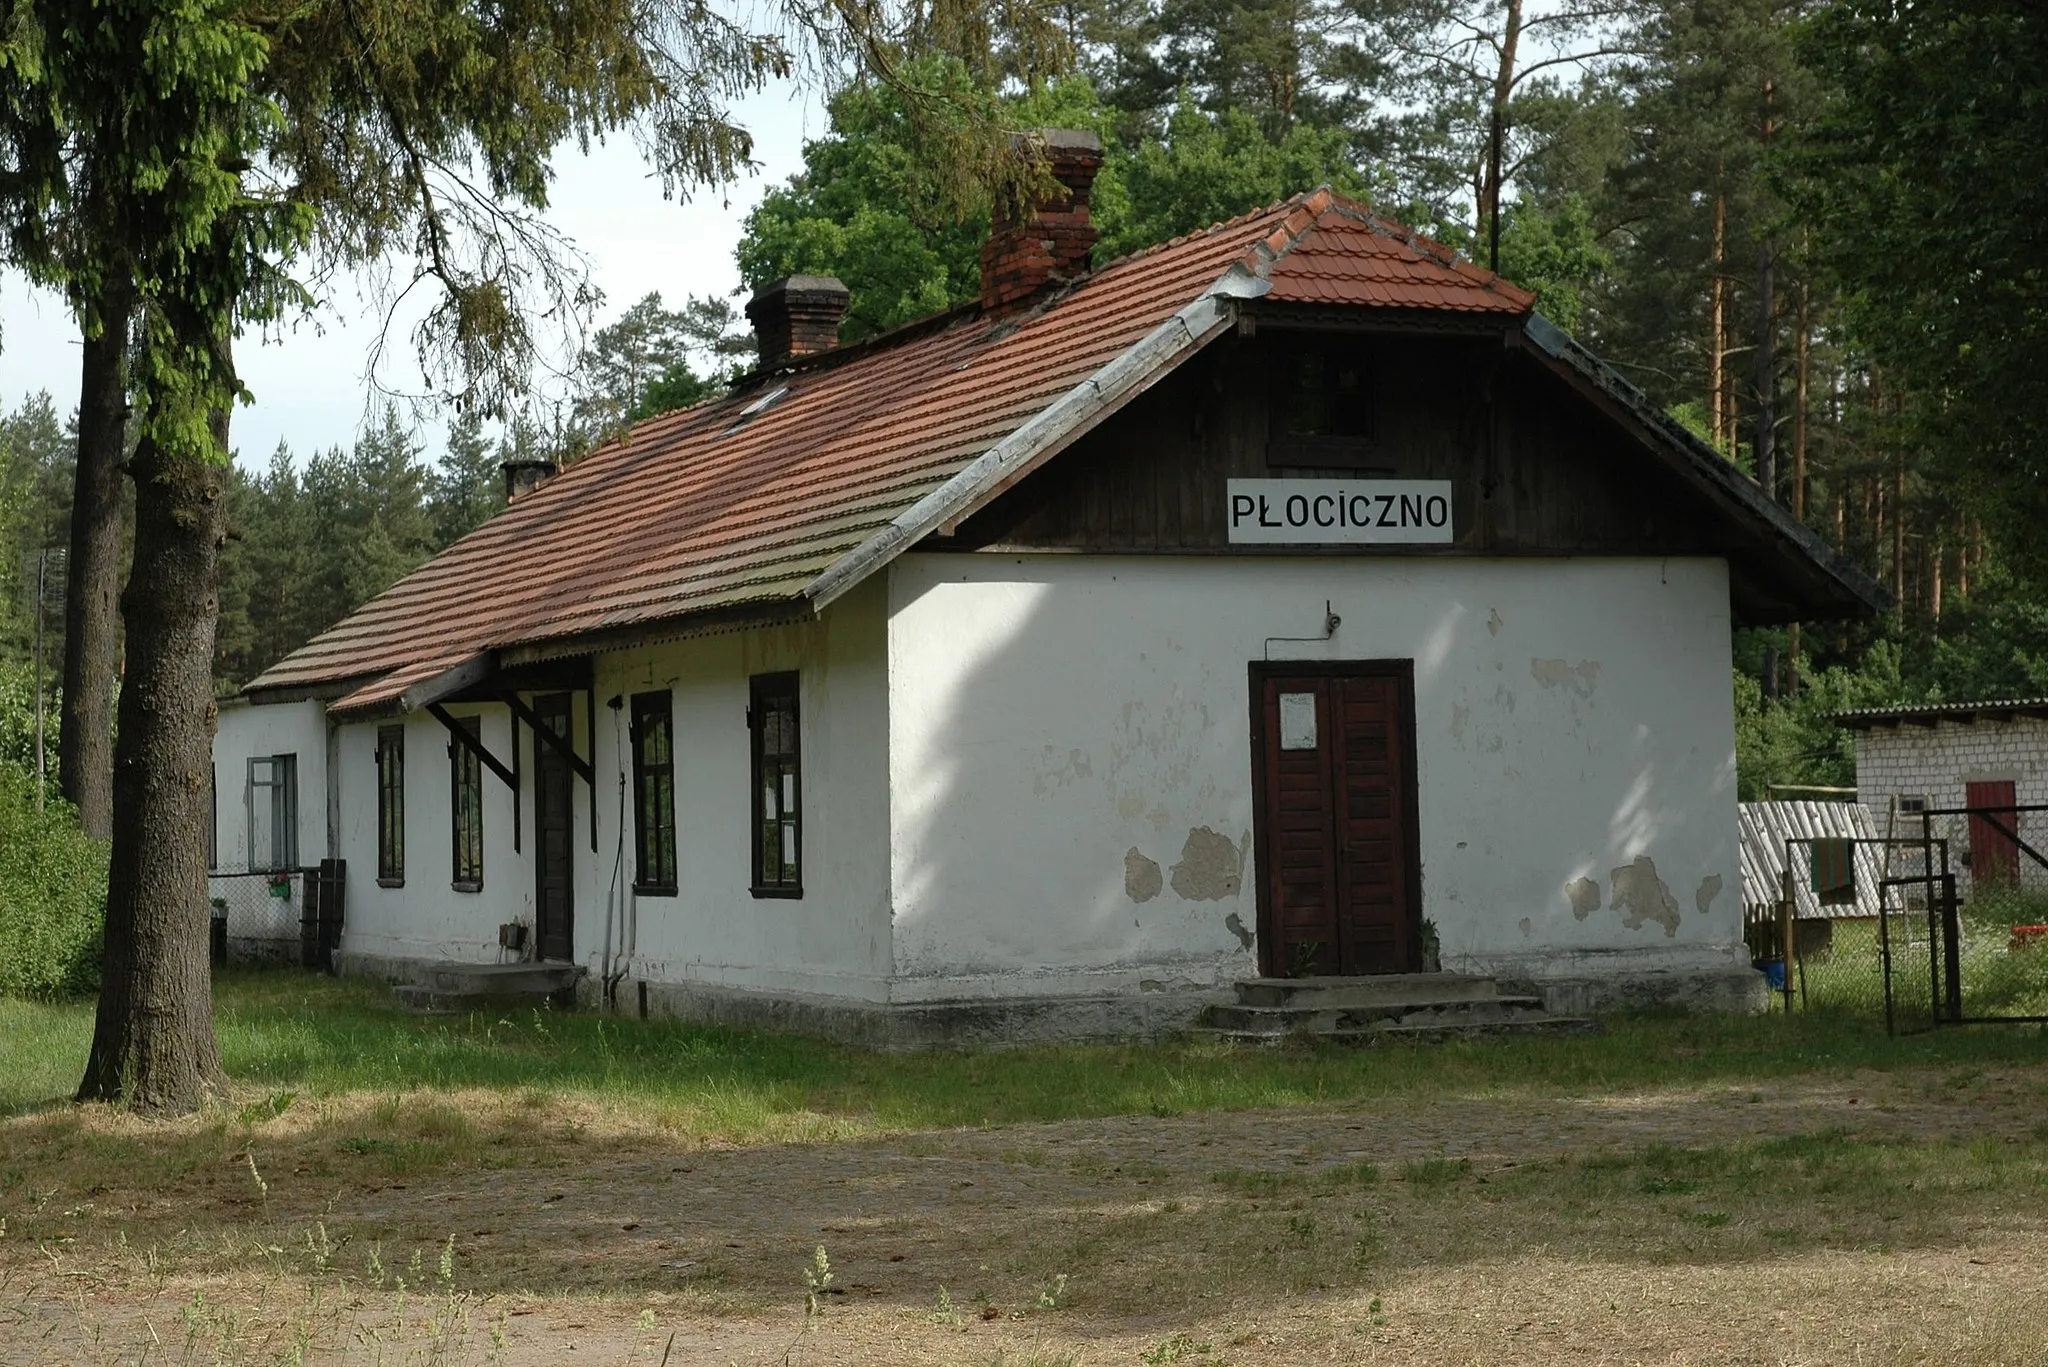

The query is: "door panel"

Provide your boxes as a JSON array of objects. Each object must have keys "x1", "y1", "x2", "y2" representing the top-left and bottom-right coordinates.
[
  {"x1": 1966, "y1": 779, "x2": 2020, "y2": 887},
  {"x1": 534, "y1": 693, "x2": 575, "y2": 961},
  {"x1": 1255, "y1": 665, "x2": 1420, "y2": 977}
]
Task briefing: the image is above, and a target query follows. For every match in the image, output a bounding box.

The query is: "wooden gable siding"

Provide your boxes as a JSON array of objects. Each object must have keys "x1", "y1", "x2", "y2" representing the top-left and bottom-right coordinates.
[{"x1": 942, "y1": 329, "x2": 1731, "y2": 560}]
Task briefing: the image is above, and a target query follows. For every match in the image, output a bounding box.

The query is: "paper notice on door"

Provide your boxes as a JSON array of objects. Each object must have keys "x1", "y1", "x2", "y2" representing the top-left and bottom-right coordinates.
[{"x1": 1278, "y1": 692, "x2": 1317, "y2": 750}]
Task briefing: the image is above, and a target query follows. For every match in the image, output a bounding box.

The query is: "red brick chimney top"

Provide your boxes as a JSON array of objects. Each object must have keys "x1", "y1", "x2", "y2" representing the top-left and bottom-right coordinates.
[{"x1": 980, "y1": 130, "x2": 1105, "y2": 316}]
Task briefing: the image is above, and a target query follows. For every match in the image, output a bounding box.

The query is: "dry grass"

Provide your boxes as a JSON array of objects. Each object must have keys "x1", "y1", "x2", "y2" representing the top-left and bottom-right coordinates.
[{"x1": 4, "y1": 976, "x2": 2048, "y2": 1363}]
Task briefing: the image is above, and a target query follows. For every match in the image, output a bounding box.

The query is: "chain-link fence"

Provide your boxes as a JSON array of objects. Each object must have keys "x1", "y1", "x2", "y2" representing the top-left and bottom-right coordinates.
[
  {"x1": 1746, "y1": 827, "x2": 2048, "y2": 1030},
  {"x1": 207, "y1": 866, "x2": 307, "y2": 966}
]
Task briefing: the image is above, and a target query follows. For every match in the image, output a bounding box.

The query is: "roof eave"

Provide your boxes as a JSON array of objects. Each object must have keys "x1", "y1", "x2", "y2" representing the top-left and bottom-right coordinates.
[
  {"x1": 802, "y1": 269, "x2": 1258, "y2": 613},
  {"x1": 1518, "y1": 313, "x2": 1889, "y2": 624}
]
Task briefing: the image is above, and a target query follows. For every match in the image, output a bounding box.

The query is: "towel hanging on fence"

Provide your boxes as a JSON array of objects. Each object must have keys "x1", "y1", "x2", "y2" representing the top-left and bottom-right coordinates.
[{"x1": 1809, "y1": 838, "x2": 1856, "y2": 906}]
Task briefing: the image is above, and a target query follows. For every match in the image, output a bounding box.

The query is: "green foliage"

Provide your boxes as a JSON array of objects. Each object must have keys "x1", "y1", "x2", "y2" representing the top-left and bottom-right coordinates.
[
  {"x1": 1494, "y1": 194, "x2": 1606, "y2": 333},
  {"x1": 0, "y1": 762, "x2": 106, "y2": 999},
  {"x1": 570, "y1": 291, "x2": 751, "y2": 439},
  {"x1": 216, "y1": 407, "x2": 520, "y2": 688},
  {"x1": 1794, "y1": 1, "x2": 2048, "y2": 587},
  {"x1": 1103, "y1": 98, "x2": 1374, "y2": 258},
  {"x1": 738, "y1": 68, "x2": 1114, "y2": 341}
]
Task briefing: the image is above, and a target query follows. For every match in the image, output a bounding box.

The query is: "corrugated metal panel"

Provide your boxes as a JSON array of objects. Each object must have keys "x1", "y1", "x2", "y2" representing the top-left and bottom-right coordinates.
[
  {"x1": 1738, "y1": 800, "x2": 1885, "y2": 920},
  {"x1": 249, "y1": 191, "x2": 1542, "y2": 713},
  {"x1": 1836, "y1": 697, "x2": 2048, "y2": 729}
]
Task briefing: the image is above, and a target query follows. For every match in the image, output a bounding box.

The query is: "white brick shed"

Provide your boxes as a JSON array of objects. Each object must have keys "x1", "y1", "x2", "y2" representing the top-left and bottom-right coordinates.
[{"x1": 1841, "y1": 699, "x2": 2048, "y2": 901}]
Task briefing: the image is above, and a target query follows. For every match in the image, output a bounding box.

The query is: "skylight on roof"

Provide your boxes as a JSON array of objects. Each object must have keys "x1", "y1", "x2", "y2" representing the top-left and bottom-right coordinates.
[{"x1": 723, "y1": 384, "x2": 791, "y2": 435}]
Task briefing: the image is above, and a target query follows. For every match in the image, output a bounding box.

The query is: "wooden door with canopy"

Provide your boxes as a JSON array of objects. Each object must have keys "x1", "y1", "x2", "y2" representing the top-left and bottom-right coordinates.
[{"x1": 1250, "y1": 662, "x2": 1422, "y2": 977}]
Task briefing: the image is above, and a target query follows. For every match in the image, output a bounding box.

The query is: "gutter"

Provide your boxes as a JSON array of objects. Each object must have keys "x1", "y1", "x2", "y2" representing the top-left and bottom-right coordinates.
[{"x1": 804, "y1": 269, "x2": 1263, "y2": 612}]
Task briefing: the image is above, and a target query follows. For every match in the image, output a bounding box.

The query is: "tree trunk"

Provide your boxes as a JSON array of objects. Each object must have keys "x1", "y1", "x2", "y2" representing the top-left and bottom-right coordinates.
[
  {"x1": 59, "y1": 276, "x2": 135, "y2": 840},
  {"x1": 1710, "y1": 190, "x2": 1726, "y2": 452},
  {"x1": 1486, "y1": 0, "x2": 1524, "y2": 274},
  {"x1": 76, "y1": 334, "x2": 232, "y2": 1115},
  {"x1": 1755, "y1": 241, "x2": 1775, "y2": 496}
]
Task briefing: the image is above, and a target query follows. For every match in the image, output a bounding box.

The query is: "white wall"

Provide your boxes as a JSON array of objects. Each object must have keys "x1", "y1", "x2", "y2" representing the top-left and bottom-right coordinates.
[
  {"x1": 1856, "y1": 718, "x2": 2048, "y2": 899},
  {"x1": 212, "y1": 698, "x2": 328, "y2": 872},
  {"x1": 886, "y1": 553, "x2": 1745, "y2": 998},
  {"x1": 209, "y1": 698, "x2": 329, "y2": 946},
  {"x1": 593, "y1": 577, "x2": 893, "y2": 1000},
  {"x1": 335, "y1": 703, "x2": 538, "y2": 965},
  {"x1": 327, "y1": 579, "x2": 892, "y2": 994}
]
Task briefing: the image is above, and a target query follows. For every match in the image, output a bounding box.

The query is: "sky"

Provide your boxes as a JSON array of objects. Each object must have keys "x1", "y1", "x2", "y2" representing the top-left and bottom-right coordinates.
[{"x1": 0, "y1": 82, "x2": 825, "y2": 467}]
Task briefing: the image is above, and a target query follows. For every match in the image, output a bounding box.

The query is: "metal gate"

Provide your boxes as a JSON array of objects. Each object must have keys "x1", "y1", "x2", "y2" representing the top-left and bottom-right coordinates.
[{"x1": 1892, "y1": 801, "x2": 2048, "y2": 1029}]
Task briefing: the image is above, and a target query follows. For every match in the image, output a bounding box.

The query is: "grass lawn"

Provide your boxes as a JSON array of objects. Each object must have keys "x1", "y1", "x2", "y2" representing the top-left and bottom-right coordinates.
[{"x1": 3, "y1": 971, "x2": 2048, "y2": 1365}]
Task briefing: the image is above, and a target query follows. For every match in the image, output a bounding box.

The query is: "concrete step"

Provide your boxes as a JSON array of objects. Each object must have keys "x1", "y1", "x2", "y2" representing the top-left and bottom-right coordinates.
[
  {"x1": 395, "y1": 960, "x2": 581, "y2": 1012},
  {"x1": 1201, "y1": 995, "x2": 1549, "y2": 1036},
  {"x1": 1195, "y1": 1012, "x2": 1599, "y2": 1047},
  {"x1": 1233, "y1": 973, "x2": 1502, "y2": 1010}
]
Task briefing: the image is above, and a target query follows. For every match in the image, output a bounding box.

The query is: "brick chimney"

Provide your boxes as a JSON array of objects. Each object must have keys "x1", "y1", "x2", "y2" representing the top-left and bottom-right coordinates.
[
  {"x1": 745, "y1": 274, "x2": 851, "y2": 368},
  {"x1": 981, "y1": 129, "x2": 1105, "y2": 315}
]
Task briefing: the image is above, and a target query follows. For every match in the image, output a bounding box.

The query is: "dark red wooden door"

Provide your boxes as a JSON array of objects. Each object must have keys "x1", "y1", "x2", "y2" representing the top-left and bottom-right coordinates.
[
  {"x1": 1966, "y1": 780, "x2": 2020, "y2": 887},
  {"x1": 1256, "y1": 668, "x2": 1420, "y2": 977},
  {"x1": 533, "y1": 693, "x2": 575, "y2": 961}
]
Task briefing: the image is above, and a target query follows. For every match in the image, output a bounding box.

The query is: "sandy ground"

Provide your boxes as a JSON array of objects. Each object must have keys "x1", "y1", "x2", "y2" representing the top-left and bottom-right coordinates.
[{"x1": 6, "y1": 1065, "x2": 2047, "y2": 1365}]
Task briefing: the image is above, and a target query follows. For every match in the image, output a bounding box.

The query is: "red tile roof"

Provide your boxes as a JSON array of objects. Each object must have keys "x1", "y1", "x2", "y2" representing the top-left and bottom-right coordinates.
[{"x1": 248, "y1": 191, "x2": 1537, "y2": 714}]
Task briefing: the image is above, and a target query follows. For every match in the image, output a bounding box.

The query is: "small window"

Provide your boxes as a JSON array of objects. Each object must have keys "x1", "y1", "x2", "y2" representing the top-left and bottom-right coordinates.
[
  {"x1": 749, "y1": 673, "x2": 801, "y2": 896},
  {"x1": 247, "y1": 754, "x2": 298, "y2": 871},
  {"x1": 1897, "y1": 795, "x2": 1929, "y2": 815},
  {"x1": 1268, "y1": 340, "x2": 1380, "y2": 467},
  {"x1": 377, "y1": 725, "x2": 405, "y2": 885},
  {"x1": 631, "y1": 691, "x2": 677, "y2": 894},
  {"x1": 449, "y1": 717, "x2": 484, "y2": 890}
]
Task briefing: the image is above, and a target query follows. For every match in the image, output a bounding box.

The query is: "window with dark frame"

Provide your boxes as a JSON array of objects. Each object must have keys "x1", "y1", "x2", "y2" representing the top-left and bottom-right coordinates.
[
  {"x1": 449, "y1": 716, "x2": 484, "y2": 890},
  {"x1": 749, "y1": 673, "x2": 801, "y2": 896},
  {"x1": 247, "y1": 754, "x2": 298, "y2": 870},
  {"x1": 376, "y1": 725, "x2": 405, "y2": 885},
  {"x1": 630, "y1": 691, "x2": 677, "y2": 894},
  {"x1": 1267, "y1": 340, "x2": 1379, "y2": 466}
]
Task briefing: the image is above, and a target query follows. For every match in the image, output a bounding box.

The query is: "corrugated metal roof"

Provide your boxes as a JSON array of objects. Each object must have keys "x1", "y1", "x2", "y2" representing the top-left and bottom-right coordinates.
[
  {"x1": 246, "y1": 191, "x2": 1539, "y2": 715},
  {"x1": 1738, "y1": 800, "x2": 1885, "y2": 920},
  {"x1": 1836, "y1": 698, "x2": 2048, "y2": 729}
]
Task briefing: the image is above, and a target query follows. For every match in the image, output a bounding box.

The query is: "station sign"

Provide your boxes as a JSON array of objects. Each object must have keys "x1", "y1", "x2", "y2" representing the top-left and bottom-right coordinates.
[{"x1": 1226, "y1": 479, "x2": 1454, "y2": 545}]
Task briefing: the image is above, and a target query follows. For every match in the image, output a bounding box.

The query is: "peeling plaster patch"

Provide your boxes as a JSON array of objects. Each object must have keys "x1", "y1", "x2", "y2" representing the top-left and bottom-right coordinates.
[
  {"x1": 1031, "y1": 746, "x2": 1093, "y2": 797},
  {"x1": 1124, "y1": 848, "x2": 1163, "y2": 903},
  {"x1": 1170, "y1": 826, "x2": 1246, "y2": 901},
  {"x1": 1566, "y1": 877, "x2": 1601, "y2": 920},
  {"x1": 1518, "y1": 916, "x2": 1532, "y2": 937},
  {"x1": 1610, "y1": 855, "x2": 1681, "y2": 937},
  {"x1": 1695, "y1": 873, "x2": 1724, "y2": 915},
  {"x1": 1450, "y1": 703, "x2": 1470, "y2": 743},
  {"x1": 1487, "y1": 608, "x2": 1504, "y2": 637},
  {"x1": 1224, "y1": 912, "x2": 1255, "y2": 949},
  {"x1": 1531, "y1": 658, "x2": 1601, "y2": 699}
]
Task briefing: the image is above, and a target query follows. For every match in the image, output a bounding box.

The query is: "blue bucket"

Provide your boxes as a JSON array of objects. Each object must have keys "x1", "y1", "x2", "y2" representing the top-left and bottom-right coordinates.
[{"x1": 1752, "y1": 958, "x2": 1787, "y2": 991}]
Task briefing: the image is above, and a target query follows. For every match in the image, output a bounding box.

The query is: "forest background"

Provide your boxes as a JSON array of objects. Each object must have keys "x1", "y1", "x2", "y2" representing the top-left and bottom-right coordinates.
[{"x1": 1, "y1": 0, "x2": 2042, "y2": 807}]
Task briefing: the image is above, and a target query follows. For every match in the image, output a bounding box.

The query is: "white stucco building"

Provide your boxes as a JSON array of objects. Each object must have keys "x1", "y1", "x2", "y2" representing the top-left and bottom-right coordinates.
[{"x1": 213, "y1": 160, "x2": 1881, "y2": 1038}]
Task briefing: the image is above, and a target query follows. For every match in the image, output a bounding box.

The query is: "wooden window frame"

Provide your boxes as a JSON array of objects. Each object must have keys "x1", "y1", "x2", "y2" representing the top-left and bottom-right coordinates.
[
  {"x1": 246, "y1": 753, "x2": 298, "y2": 871},
  {"x1": 449, "y1": 715, "x2": 484, "y2": 892},
  {"x1": 1265, "y1": 336, "x2": 1384, "y2": 469},
  {"x1": 630, "y1": 691, "x2": 678, "y2": 895},
  {"x1": 376, "y1": 724, "x2": 405, "y2": 886},
  {"x1": 749, "y1": 672, "x2": 803, "y2": 898}
]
